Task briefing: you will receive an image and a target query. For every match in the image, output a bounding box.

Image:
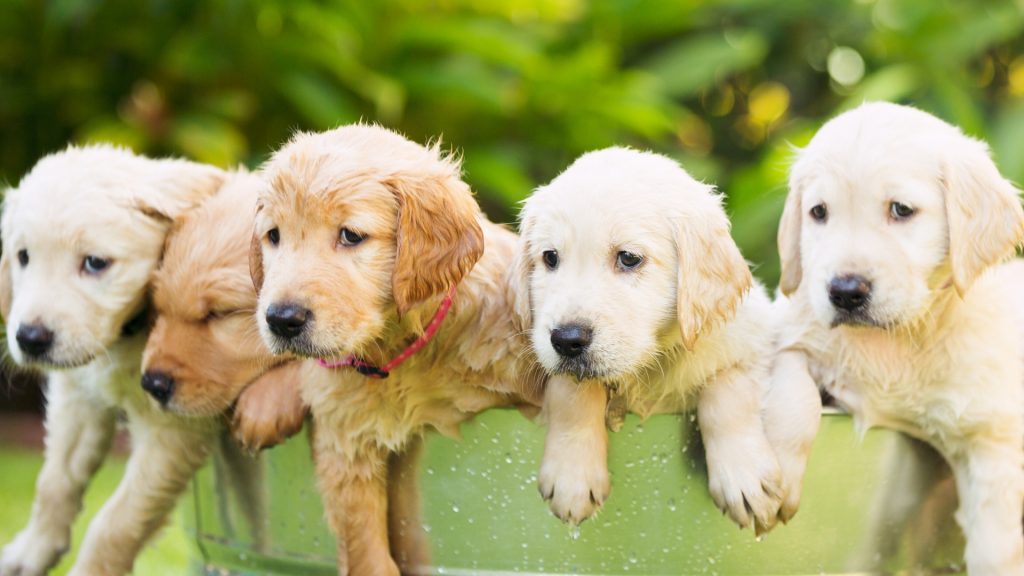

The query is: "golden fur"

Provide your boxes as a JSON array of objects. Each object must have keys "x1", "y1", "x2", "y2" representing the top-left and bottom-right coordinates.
[
  {"x1": 145, "y1": 168, "x2": 304, "y2": 437},
  {"x1": 252, "y1": 125, "x2": 542, "y2": 574}
]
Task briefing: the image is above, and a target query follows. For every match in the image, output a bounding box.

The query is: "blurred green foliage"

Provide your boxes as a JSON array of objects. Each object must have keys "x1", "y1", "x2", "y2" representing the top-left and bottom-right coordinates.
[{"x1": 1, "y1": 0, "x2": 1022, "y2": 285}]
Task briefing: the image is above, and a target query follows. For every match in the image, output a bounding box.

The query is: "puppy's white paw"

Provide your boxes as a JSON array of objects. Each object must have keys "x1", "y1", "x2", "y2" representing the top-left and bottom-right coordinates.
[
  {"x1": 0, "y1": 528, "x2": 69, "y2": 576},
  {"x1": 538, "y1": 446, "x2": 610, "y2": 525},
  {"x1": 705, "y1": 431, "x2": 784, "y2": 534}
]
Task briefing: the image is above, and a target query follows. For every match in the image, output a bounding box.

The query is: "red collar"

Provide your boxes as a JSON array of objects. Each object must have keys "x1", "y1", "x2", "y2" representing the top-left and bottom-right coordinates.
[{"x1": 316, "y1": 285, "x2": 457, "y2": 379}]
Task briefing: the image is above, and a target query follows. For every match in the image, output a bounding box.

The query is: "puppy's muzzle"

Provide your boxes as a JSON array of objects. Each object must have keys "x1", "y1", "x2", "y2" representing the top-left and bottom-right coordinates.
[
  {"x1": 550, "y1": 323, "x2": 593, "y2": 359},
  {"x1": 828, "y1": 274, "x2": 872, "y2": 312},
  {"x1": 266, "y1": 303, "x2": 312, "y2": 340},
  {"x1": 16, "y1": 323, "x2": 54, "y2": 358},
  {"x1": 141, "y1": 371, "x2": 175, "y2": 406}
]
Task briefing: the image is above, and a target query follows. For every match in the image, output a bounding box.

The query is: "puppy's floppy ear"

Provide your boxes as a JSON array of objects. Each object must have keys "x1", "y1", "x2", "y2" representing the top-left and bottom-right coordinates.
[
  {"x1": 675, "y1": 192, "x2": 753, "y2": 350},
  {"x1": 0, "y1": 249, "x2": 11, "y2": 322},
  {"x1": 385, "y1": 170, "x2": 484, "y2": 315},
  {"x1": 135, "y1": 160, "x2": 225, "y2": 226},
  {"x1": 942, "y1": 135, "x2": 1024, "y2": 296},
  {"x1": 249, "y1": 203, "x2": 264, "y2": 295},
  {"x1": 510, "y1": 206, "x2": 534, "y2": 333},
  {"x1": 777, "y1": 167, "x2": 806, "y2": 296}
]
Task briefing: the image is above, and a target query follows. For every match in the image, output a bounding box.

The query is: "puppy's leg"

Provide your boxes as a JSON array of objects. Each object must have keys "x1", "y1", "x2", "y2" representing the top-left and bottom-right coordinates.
[
  {"x1": 314, "y1": 431, "x2": 397, "y2": 576},
  {"x1": 68, "y1": 422, "x2": 214, "y2": 576},
  {"x1": 951, "y1": 441, "x2": 1024, "y2": 576},
  {"x1": 762, "y1": 350, "x2": 821, "y2": 524},
  {"x1": 388, "y1": 437, "x2": 430, "y2": 573},
  {"x1": 1, "y1": 374, "x2": 116, "y2": 576},
  {"x1": 537, "y1": 375, "x2": 610, "y2": 524},
  {"x1": 698, "y1": 364, "x2": 783, "y2": 534}
]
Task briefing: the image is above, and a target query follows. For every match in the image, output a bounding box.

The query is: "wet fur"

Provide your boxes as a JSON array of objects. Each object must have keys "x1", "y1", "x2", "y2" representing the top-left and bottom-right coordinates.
[{"x1": 252, "y1": 125, "x2": 543, "y2": 574}]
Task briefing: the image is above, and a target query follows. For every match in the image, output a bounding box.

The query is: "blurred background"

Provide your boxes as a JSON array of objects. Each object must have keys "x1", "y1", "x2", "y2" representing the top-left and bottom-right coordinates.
[{"x1": 0, "y1": 0, "x2": 1021, "y2": 572}]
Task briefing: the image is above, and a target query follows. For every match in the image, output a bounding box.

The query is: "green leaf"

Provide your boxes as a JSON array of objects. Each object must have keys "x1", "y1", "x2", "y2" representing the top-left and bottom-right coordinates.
[{"x1": 641, "y1": 30, "x2": 768, "y2": 98}]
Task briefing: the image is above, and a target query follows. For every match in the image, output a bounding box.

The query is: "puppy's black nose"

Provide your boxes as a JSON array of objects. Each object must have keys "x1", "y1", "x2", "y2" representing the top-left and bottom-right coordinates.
[
  {"x1": 141, "y1": 371, "x2": 175, "y2": 405},
  {"x1": 16, "y1": 324, "x2": 54, "y2": 358},
  {"x1": 550, "y1": 324, "x2": 593, "y2": 358},
  {"x1": 828, "y1": 274, "x2": 872, "y2": 311},
  {"x1": 266, "y1": 303, "x2": 311, "y2": 339}
]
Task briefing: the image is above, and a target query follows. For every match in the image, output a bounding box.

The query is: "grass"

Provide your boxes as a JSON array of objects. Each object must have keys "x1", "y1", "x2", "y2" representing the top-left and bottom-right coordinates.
[{"x1": 0, "y1": 445, "x2": 191, "y2": 575}]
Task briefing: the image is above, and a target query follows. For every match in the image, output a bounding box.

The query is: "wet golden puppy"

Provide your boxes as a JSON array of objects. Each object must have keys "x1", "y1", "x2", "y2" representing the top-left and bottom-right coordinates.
[
  {"x1": 143, "y1": 170, "x2": 305, "y2": 447},
  {"x1": 0, "y1": 145, "x2": 222, "y2": 576},
  {"x1": 769, "y1": 102, "x2": 1024, "y2": 574},
  {"x1": 252, "y1": 125, "x2": 542, "y2": 574},
  {"x1": 516, "y1": 148, "x2": 783, "y2": 532}
]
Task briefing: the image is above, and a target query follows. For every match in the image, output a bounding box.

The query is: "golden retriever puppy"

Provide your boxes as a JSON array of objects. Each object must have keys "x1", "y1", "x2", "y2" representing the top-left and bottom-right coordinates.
[
  {"x1": 0, "y1": 145, "x2": 222, "y2": 576},
  {"x1": 769, "y1": 101, "x2": 1024, "y2": 574},
  {"x1": 251, "y1": 124, "x2": 543, "y2": 574},
  {"x1": 142, "y1": 168, "x2": 303, "y2": 438},
  {"x1": 135, "y1": 169, "x2": 304, "y2": 553},
  {"x1": 515, "y1": 148, "x2": 783, "y2": 533}
]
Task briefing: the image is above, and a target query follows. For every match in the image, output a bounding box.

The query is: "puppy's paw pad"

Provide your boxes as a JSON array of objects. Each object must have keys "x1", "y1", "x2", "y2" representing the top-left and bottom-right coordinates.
[{"x1": 538, "y1": 453, "x2": 610, "y2": 525}]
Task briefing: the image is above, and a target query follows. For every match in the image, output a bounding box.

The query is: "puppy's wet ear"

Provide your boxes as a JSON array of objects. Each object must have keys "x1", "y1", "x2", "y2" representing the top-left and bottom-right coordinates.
[
  {"x1": 942, "y1": 135, "x2": 1024, "y2": 297},
  {"x1": 385, "y1": 163, "x2": 484, "y2": 315},
  {"x1": 777, "y1": 171, "x2": 805, "y2": 296},
  {"x1": 675, "y1": 190, "x2": 752, "y2": 350},
  {"x1": 0, "y1": 250, "x2": 11, "y2": 322},
  {"x1": 135, "y1": 160, "x2": 225, "y2": 226},
  {"x1": 510, "y1": 206, "x2": 534, "y2": 333}
]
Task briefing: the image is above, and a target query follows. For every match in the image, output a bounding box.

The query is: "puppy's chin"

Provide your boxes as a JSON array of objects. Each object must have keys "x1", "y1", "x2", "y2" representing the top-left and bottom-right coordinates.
[{"x1": 545, "y1": 355, "x2": 616, "y2": 382}]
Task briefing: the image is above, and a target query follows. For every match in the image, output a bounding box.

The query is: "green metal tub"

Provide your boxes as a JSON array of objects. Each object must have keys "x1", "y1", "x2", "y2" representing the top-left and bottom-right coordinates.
[{"x1": 184, "y1": 409, "x2": 964, "y2": 575}]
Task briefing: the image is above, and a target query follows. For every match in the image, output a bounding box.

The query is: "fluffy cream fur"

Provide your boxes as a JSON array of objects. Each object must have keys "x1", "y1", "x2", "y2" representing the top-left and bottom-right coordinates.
[
  {"x1": 515, "y1": 147, "x2": 784, "y2": 532},
  {"x1": 252, "y1": 125, "x2": 543, "y2": 574},
  {"x1": 0, "y1": 145, "x2": 223, "y2": 576},
  {"x1": 770, "y1": 101, "x2": 1024, "y2": 575}
]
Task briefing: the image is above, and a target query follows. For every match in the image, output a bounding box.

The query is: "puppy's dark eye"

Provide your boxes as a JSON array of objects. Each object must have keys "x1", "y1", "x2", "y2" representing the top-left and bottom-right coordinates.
[
  {"x1": 16, "y1": 249, "x2": 28, "y2": 267},
  {"x1": 809, "y1": 204, "x2": 828, "y2": 223},
  {"x1": 82, "y1": 256, "x2": 111, "y2": 275},
  {"x1": 617, "y1": 251, "x2": 643, "y2": 271},
  {"x1": 890, "y1": 202, "x2": 915, "y2": 221},
  {"x1": 267, "y1": 228, "x2": 280, "y2": 247},
  {"x1": 542, "y1": 250, "x2": 559, "y2": 270},
  {"x1": 339, "y1": 228, "x2": 364, "y2": 247}
]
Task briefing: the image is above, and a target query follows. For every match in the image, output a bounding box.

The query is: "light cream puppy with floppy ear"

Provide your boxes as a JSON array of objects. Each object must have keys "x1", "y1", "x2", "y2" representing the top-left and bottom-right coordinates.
[
  {"x1": 0, "y1": 145, "x2": 223, "y2": 576},
  {"x1": 768, "y1": 101, "x2": 1024, "y2": 575},
  {"x1": 516, "y1": 147, "x2": 784, "y2": 532}
]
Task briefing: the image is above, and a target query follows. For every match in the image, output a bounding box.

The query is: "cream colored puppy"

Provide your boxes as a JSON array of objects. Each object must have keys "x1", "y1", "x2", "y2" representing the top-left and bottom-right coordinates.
[
  {"x1": 768, "y1": 102, "x2": 1024, "y2": 575},
  {"x1": 0, "y1": 145, "x2": 222, "y2": 576},
  {"x1": 516, "y1": 148, "x2": 783, "y2": 532}
]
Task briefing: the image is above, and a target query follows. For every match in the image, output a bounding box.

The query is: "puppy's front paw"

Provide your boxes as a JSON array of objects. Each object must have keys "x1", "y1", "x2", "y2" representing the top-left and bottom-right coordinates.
[
  {"x1": 231, "y1": 363, "x2": 307, "y2": 452},
  {"x1": 0, "y1": 528, "x2": 69, "y2": 576},
  {"x1": 705, "y1": 432, "x2": 784, "y2": 535},
  {"x1": 538, "y1": 445, "x2": 610, "y2": 525}
]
